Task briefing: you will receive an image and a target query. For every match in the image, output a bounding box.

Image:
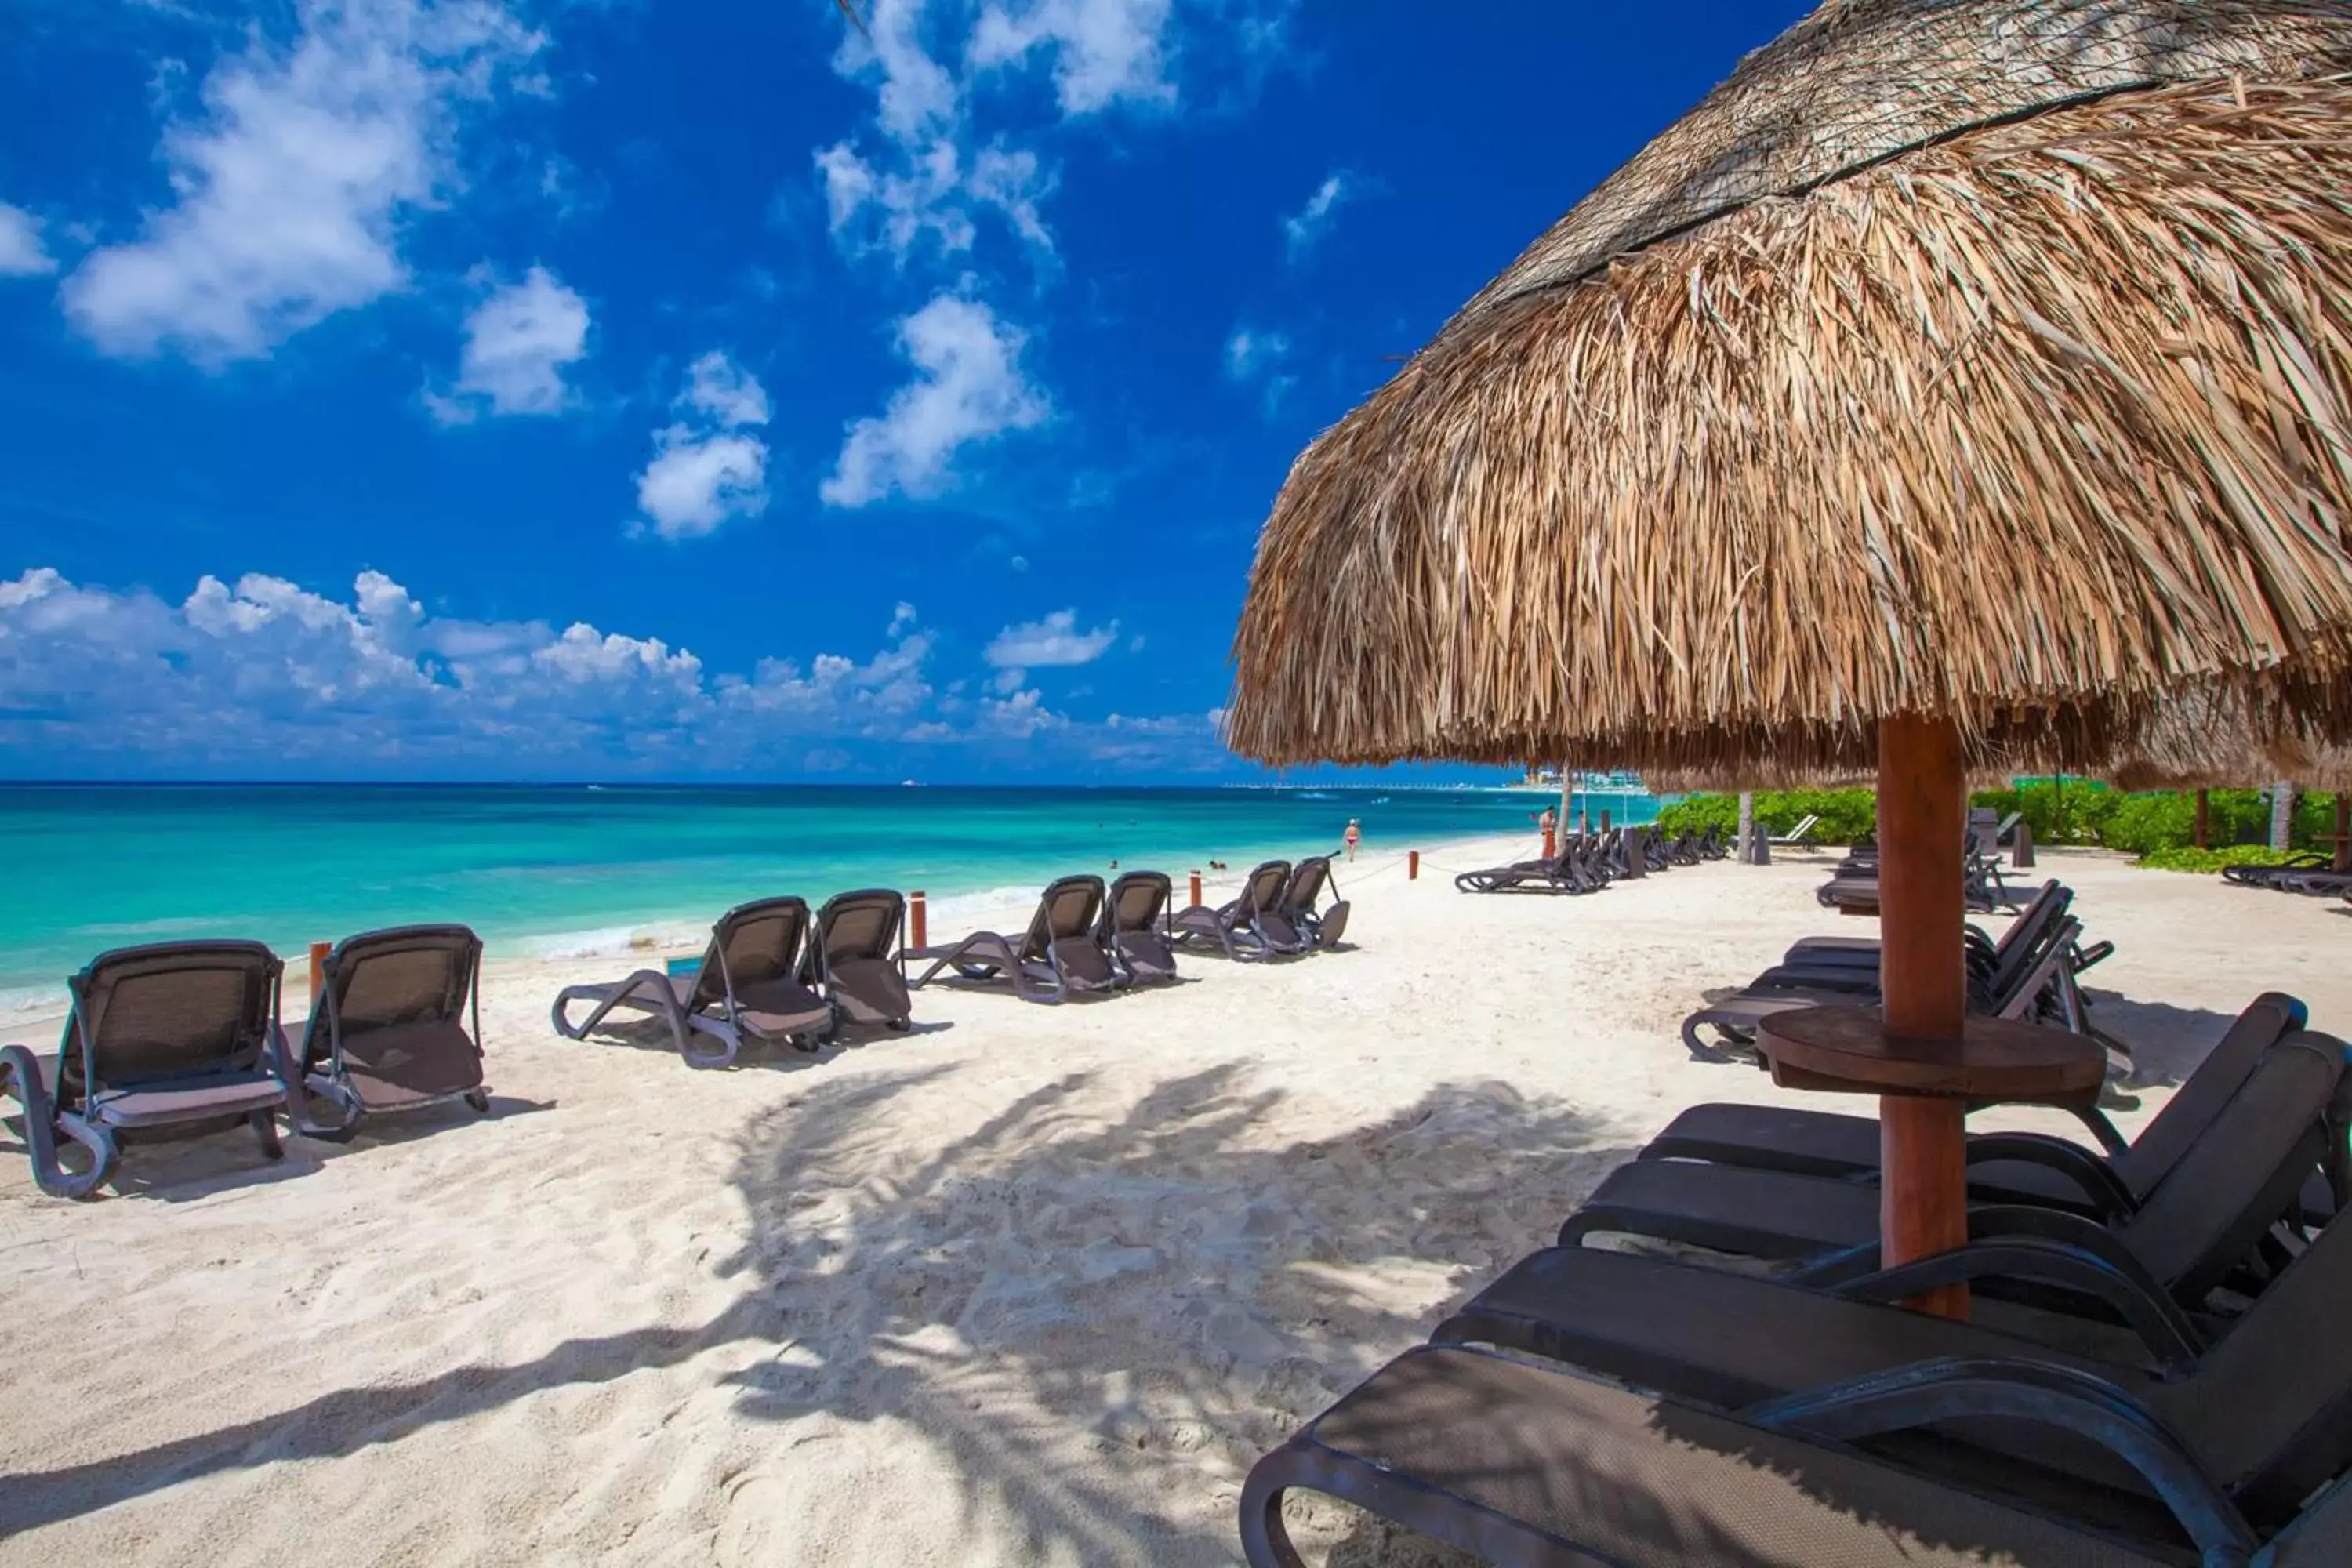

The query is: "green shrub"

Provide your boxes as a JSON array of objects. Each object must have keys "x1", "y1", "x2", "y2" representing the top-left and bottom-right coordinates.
[
  {"x1": 2137, "y1": 844, "x2": 2314, "y2": 873},
  {"x1": 1968, "y1": 780, "x2": 2118, "y2": 846},
  {"x1": 1654, "y1": 787, "x2": 1875, "y2": 845},
  {"x1": 2100, "y1": 793, "x2": 2195, "y2": 855},
  {"x1": 1653, "y1": 793, "x2": 1738, "y2": 839},
  {"x1": 1662, "y1": 782, "x2": 2339, "y2": 858}
]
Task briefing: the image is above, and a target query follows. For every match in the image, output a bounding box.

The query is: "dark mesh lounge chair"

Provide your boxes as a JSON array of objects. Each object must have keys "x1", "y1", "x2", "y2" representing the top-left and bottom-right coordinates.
[
  {"x1": 1453, "y1": 837, "x2": 1602, "y2": 895},
  {"x1": 1099, "y1": 872, "x2": 1178, "y2": 985},
  {"x1": 550, "y1": 897, "x2": 833, "y2": 1069},
  {"x1": 1168, "y1": 860, "x2": 1304, "y2": 960},
  {"x1": 1643, "y1": 993, "x2": 2307, "y2": 1217},
  {"x1": 907, "y1": 875, "x2": 1118, "y2": 1004},
  {"x1": 1275, "y1": 855, "x2": 1351, "y2": 949},
  {"x1": 280, "y1": 924, "x2": 488, "y2": 1138},
  {"x1": 1247, "y1": 1341, "x2": 2352, "y2": 1567},
  {"x1": 1247, "y1": 1201, "x2": 2352, "y2": 1567},
  {"x1": 1680, "y1": 894, "x2": 2080, "y2": 1061},
  {"x1": 2224, "y1": 854, "x2": 2327, "y2": 888},
  {"x1": 1769, "y1": 879, "x2": 2065, "y2": 980},
  {"x1": 1, "y1": 940, "x2": 288, "y2": 1199},
  {"x1": 1544, "y1": 1032, "x2": 2349, "y2": 1335},
  {"x1": 806, "y1": 889, "x2": 913, "y2": 1030}
]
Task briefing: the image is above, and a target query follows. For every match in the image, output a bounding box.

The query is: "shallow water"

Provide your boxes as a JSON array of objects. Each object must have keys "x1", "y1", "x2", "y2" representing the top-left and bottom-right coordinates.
[{"x1": 0, "y1": 782, "x2": 1659, "y2": 1007}]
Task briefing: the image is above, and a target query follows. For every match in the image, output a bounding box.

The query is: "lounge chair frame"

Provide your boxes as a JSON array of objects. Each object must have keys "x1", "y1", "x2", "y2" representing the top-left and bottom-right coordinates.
[
  {"x1": 908, "y1": 875, "x2": 1120, "y2": 1004},
  {"x1": 550, "y1": 897, "x2": 834, "y2": 1068},
  {"x1": 1168, "y1": 861, "x2": 1305, "y2": 960},
  {"x1": 2, "y1": 940, "x2": 288, "y2": 1199},
  {"x1": 281, "y1": 924, "x2": 489, "y2": 1138}
]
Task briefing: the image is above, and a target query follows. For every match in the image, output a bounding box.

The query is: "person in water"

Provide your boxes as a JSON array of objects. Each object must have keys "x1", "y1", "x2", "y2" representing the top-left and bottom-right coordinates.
[{"x1": 1343, "y1": 818, "x2": 1362, "y2": 861}]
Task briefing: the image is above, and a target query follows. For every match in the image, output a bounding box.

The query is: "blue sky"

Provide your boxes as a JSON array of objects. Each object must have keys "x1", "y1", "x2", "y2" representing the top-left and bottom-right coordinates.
[{"x1": 0, "y1": 0, "x2": 1797, "y2": 782}]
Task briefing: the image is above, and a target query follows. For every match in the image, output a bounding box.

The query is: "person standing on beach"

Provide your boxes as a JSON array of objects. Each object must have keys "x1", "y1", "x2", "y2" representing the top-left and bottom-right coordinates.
[{"x1": 1343, "y1": 818, "x2": 1362, "y2": 861}]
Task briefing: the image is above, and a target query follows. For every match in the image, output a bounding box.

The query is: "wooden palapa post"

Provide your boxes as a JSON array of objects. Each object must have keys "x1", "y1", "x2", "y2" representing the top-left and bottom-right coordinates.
[
  {"x1": 2337, "y1": 794, "x2": 2351, "y2": 873},
  {"x1": 1875, "y1": 714, "x2": 1970, "y2": 1319},
  {"x1": 2194, "y1": 789, "x2": 2210, "y2": 851}
]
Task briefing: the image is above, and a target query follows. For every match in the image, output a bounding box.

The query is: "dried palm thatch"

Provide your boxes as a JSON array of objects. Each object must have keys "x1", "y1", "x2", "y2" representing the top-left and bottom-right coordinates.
[
  {"x1": 2107, "y1": 684, "x2": 2274, "y2": 790},
  {"x1": 1227, "y1": 0, "x2": 2352, "y2": 784}
]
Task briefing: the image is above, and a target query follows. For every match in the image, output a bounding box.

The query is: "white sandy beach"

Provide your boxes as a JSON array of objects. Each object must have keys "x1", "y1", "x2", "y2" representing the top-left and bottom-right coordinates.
[{"x1": 3, "y1": 838, "x2": 2348, "y2": 1565}]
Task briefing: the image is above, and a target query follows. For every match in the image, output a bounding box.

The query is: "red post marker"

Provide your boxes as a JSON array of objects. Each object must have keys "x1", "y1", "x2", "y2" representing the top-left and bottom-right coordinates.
[
  {"x1": 1408, "y1": 850, "x2": 1421, "y2": 880},
  {"x1": 1189, "y1": 870, "x2": 1203, "y2": 908},
  {"x1": 1600, "y1": 811, "x2": 1613, "y2": 833},
  {"x1": 909, "y1": 891, "x2": 927, "y2": 950},
  {"x1": 308, "y1": 941, "x2": 330, "y2": 1002}
]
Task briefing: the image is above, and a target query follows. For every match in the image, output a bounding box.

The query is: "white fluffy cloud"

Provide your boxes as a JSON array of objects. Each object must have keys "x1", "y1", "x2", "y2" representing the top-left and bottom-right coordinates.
[
  {"x1": 0, "y1": 203, "x2": 56, "y2": 277},
  {"x1": 637, "y1": 431, "x2": 770, "y2": 540},
  {"x1": 816, "y1": 0, "x2": 1282, "y2": 267},
  {"x1": 60, "y1": 0, "x2": 539, "y2": 361},
  {"x1": 815, "y1": 132, "x2": 1055, "y2": 265},
  {"x1": 635, "y1": 351, "x2": 771, "y2": 540},
  {"x1": 824, "y1": 294, "x2": 1047, "y2": 507},
  {"x1": 1283, "y1": 169, "x2": 1353, "y2": 263},
  {"x1": 967, "y1": 0, "x2": 1178, "y2": 115},
  {"x1": 431, "y1": 265, "x2": 590, "y2": 422},
  {"x1": 678, "y1": 347, "x2": 771, "y2": 428},
  {"x1": 0, "y1": 567, "x2": 1219, "y2": 775},
  {"x1": 984, "y1": 608, "x2": 1117, "y2": 668}
]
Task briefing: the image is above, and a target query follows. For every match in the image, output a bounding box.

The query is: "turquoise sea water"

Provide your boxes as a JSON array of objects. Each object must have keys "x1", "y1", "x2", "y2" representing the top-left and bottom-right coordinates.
[{"x1": 0, "y1": 783, "x2": 1660, "y2": 1008}]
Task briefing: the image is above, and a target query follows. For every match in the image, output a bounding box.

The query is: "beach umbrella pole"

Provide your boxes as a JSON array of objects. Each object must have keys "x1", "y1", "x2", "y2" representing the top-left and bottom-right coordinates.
[{"x1": 1876, "y1": 713, "x2": 1970, "y2": 1319}]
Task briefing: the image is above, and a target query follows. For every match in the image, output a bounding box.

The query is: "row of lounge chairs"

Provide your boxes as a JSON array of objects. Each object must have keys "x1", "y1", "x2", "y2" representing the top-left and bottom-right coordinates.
[
  {"x1": 905, "y1": 859, "x2": 1348, "y2": 1004},
  {"x1": 1817, "y1": 833, "x2": 2018, "y2": 916},
  {"x1": 554, "y1": 889, "x2": 913, "y2": 1069},
  {"x1": 554, "y1": 858, "x2": 1351, "y2": 1062},
  {"x1": 1455, "y1": 823, "x2": 1729, "y2": 895},
  {"x1": 9, "y1": 858, "x2": 1354, "y2": 1194},
  {"x1": 1, "y1": 925, "x2": 489, "y2": 1199},
  {"x1": 1245, "y1": 989, "x2": 2352, "y2": 1566},
  {"x1": 1683, "y1": 879, "x2": 2112, "y2": 1062},
  {"x1": 2224, "y1": 854, "x2": 2352, "y2": 898}
]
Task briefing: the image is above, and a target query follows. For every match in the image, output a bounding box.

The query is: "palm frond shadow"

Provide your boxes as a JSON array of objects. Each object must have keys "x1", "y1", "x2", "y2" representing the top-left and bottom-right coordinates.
[{"x1": 712, "y1": 1061, "x2": 1635, "y2": 1563}]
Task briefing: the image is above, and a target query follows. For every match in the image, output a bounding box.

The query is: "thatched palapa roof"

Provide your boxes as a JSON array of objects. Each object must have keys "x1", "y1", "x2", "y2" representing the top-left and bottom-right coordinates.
[{"x1": 1227, "y1": 0, "x2": 2352, "y2": 782}]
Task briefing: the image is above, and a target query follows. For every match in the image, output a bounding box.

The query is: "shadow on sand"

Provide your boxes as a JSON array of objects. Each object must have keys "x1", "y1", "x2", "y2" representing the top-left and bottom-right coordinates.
[{"x1": 0, "y1": 1062, "x2": 1630, "y2": 1563}]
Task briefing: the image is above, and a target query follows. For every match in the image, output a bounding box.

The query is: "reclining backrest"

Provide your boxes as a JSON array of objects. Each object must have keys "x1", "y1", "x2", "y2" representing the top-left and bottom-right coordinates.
[
  {"x1": 1283, "y1": 857, "x2": 1330, "y2": 915},
  {"x1": 2111, "y1": 993, "x2": 2307, "y2": 1197},
  {"x1": 65, "y1": 940, "x2": 281, "y2": 1105},
  {"x1": 814, "y1": 890, "x2": 903, "y2": 964},
  {"x1": 809, "y1": 890, "x2": 910, "y2": 1022},
  {"x1": 2173, "y1": 1144, "x2": 2352, "y2": 1524},
  {"x1": 313, "y1": 924, "x2": 481, "y2": 1073},
  {"x1": 1979, "y1": 885, "x2": 2072, "y2": 1005},
  {"x1": 1240, "y1": 860, "x2": 1290, "y2": 916},
  {"x1": 1103, "y1": 872, "x2": 1171, "y2": 934},
  {"x1": 705, "y1": 897, "x2": 811, "y2": 1003},
  {"x1": 2122, "y1": 1033, "x2": 2347, "y2": 1304}
]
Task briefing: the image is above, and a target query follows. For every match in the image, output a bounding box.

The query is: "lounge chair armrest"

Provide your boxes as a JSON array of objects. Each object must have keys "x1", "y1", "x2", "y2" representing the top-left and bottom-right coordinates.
[
  {"x1": 2064, "y1": 1103, "x2": 2132, "y2": 1156},
  {"x1": 1744, "y1": 1357, "x2": 2256, "y2": 1567},
  {"x1": 1960, "y1": 1132, "x2": 2136, "y2": 1215},
  {"x1": 1828, "y1": 1231, "x2": 2205, "y2": 1370},
  {"x1": 2071, "y1": 938, "x2": 2116, "y2": 972}
]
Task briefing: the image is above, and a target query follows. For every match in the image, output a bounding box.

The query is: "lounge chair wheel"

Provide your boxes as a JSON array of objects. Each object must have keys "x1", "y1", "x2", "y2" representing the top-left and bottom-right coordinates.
[
  {"x1": 251, "y1": 1109, "x2": 285, "y2": 1161},
  {"x1": 953, "y1": 961, "x2": 999, "y2": 981},
  {"x1": 464, "y1": 1088, "x2": 491, "y2": 1113},
  {"x1": 887, "y1": 1018, "x2": 911, "y2": 1032}
]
